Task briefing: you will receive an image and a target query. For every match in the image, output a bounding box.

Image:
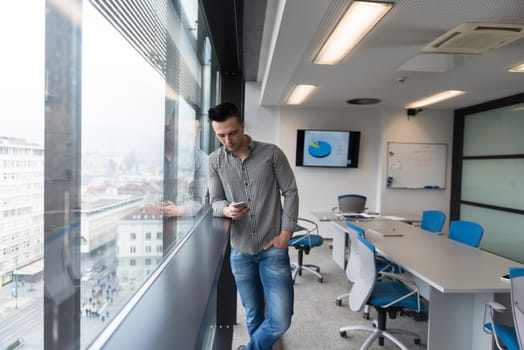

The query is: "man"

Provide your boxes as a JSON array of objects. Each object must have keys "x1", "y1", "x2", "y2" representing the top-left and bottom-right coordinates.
[
  {"x1": 161, "y1": 118, "x2": 208, "y2": 217},
  {"x1": 207, "y1": 102, "x2": 299, "y2": 350}
]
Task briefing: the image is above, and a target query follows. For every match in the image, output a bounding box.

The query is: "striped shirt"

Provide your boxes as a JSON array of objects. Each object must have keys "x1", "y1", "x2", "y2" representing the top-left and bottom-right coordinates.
[{"x1": 208, "y1": 136, "x2": 299, "y2": 254}]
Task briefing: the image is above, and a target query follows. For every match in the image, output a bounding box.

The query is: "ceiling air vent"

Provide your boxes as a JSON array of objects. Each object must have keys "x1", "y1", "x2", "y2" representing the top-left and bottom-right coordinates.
[{"x1": 422, "y1": 22, "x2": 524, "y2": 54}]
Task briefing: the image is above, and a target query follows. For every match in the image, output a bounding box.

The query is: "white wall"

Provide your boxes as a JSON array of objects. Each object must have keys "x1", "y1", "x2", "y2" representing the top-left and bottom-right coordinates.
[
  {"x1": 380, "y1": 108, "x2": 454, "y2": 230},
  {"x1": 245, "y1": 82, "x2": 453, "y2": 233},
  {"x1": 244, "y1": 83, "x2": 280, "y2": 144}
]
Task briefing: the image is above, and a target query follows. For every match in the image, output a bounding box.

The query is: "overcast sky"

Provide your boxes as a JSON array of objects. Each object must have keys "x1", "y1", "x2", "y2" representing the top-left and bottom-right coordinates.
[{"x1": 0, "y1": 2, "x2": 168, "y2": 164}]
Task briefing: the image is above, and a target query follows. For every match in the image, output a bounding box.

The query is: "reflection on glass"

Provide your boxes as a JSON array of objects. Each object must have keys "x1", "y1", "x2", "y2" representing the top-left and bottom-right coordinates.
[
  {"x1": 80, "y1": 0, "x2": 211, "y2": 346},
  {"x1": 0, "y1": 1, "x2": 45, "y2": 348},
  {"x1": 80, "y1": 2, "x2": 165, "y2": 346}
]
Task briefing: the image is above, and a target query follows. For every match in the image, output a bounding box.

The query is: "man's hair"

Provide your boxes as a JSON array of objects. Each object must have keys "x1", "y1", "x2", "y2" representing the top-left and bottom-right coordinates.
[{"x1": 208, "y1": 102, "x2": 242, "y2": 123}]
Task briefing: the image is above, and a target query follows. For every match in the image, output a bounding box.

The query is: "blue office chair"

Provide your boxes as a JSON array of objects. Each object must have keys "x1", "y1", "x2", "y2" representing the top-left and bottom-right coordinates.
[
  {"x1": 289, "y1": 218, "x2": 324, "y2": 283},
  {"x1": 448, "y1": 220, "x2": 484, "y2": 248},
  {"x1": 483, "y1": 267, "x2": 524, "y2": 350},
  {"x1": 339, "y1": 235, "x2": 425, "y2": 349},
  {"x1": 420, "y1": 210, "x2": 446, "y2": 233},
  {"x1": 335, "y1": 194, "x2": 367, "y2": 213},
  {"x1": 336, "y1": 222, "x2": 398, "y2": 309}
]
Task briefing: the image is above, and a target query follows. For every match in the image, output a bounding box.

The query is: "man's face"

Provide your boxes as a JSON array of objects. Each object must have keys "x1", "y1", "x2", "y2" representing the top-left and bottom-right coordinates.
[{"x1": 212, "y1": 117, "x2": 244, "y2": 153}]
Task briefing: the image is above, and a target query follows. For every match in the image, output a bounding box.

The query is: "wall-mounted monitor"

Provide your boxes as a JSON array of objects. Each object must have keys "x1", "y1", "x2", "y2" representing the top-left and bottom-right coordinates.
[{"x1": 296, "y1": 129, "x2": 360, "y2": 168}]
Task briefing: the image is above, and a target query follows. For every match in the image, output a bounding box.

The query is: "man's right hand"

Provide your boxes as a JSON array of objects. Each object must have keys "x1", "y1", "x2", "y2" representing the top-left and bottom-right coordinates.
[
  {"x1": 160, "y1": 200, "x2": 185, "y2": 217},
  {"x1": 224, "y1": 203, "x2": 250, "y2": 220}
]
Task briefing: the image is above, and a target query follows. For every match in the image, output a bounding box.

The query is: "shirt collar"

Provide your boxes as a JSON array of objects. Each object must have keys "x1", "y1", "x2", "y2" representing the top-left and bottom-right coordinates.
[
  {"x1": 246, "y1": 135, "x2": 256, "y2": 151},
  {"x1": 224, "y1": 134, "x2": 256, "y2": 156}
]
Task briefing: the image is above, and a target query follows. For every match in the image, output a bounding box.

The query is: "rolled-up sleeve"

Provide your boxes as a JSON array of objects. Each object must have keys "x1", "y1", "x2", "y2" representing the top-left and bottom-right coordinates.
[
  {"x1": 273, "y1": 147, "x2": 299, "y2": 232},
  {"x1": 208, "y1": 153, "x2": 229, "y2": 217}
]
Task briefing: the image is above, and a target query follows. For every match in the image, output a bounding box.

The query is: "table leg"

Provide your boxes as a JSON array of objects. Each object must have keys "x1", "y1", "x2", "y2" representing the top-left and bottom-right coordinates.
[
  {"x1": 332, "y1": 224, "x2": 347, "y2": 270},
  {"x1": 427, "y1": 288, "x2": 494, "y2": 350}
]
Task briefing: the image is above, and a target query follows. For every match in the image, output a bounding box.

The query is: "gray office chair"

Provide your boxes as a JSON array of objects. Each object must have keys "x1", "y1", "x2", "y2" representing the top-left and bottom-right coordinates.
[{"x1": 334, "y1": 194, "x2": 367, "y2": 213}]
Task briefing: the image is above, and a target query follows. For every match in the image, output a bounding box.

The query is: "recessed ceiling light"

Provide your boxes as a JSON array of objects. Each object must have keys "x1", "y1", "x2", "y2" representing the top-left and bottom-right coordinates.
[
  {"x1": 313, "y1": 1, "x2": 393, "y2": 65},
  {"x1": 405, "y1": 90, "x2": 467, "y2": 109},
  {"x1": 347, "y1": 98, "x2": 381, "y2": 105},
  {"x1": 286, "y1": 84, "x2": 317, "y2": 105},
  {"x1": 507, "y1": 61, "x2": 524, "y2": 73}
]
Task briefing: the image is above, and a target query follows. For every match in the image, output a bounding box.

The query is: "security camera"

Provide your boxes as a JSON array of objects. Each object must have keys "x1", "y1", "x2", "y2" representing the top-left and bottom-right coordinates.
[{"x1": 406, "y1": 108, "x2": 423, "y2": 116}]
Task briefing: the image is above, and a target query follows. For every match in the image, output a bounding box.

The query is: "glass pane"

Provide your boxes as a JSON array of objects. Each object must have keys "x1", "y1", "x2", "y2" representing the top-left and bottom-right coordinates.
[
  {"x1": 81, "y1": 2, "x2": 165, "y2": 346},
  {"x1": 463, "y1": 103, "x2": 524, "y2": 156},
  {"x1": 0, "y1": 2, "x2": 45, "y2": 348},
  {"x1": 461, "y1": 204, "x2": 524, "y2": 264},
  {"x1": 80, "y1": 0, "x2": 213, "y2": 346},
  {"x1": 462, "y1": 159, "x2": 524, "y2": 210}
]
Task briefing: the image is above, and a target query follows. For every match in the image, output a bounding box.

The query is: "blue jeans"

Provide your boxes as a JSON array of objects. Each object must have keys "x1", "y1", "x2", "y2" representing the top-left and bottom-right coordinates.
[{"x1": 230, "y1": 247, "x2": 294, "y2": 350}]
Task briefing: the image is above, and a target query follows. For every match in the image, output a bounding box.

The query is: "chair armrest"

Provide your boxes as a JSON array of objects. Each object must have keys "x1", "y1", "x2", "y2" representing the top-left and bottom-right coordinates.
[
  {"x1": 483, "y1": 302, "x2": 508, "y2": 350},
  {"x1": 486, "y1": 301, "x2": 506, "y2": 313},
  {"x1": 295, "y1": 218, "x2": 319, "y2": 234},
  {"x1": 380, "y1": 271, "x2": 419, "y2": 292},
  {"x1": 378, "y1": 271, "x2": 423, "y2": 311}
]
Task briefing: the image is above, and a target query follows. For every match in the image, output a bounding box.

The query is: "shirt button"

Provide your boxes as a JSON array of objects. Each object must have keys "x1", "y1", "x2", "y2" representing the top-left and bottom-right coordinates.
[{"x1": 245, "y1": 183, "x2": 248, "y2": 186}]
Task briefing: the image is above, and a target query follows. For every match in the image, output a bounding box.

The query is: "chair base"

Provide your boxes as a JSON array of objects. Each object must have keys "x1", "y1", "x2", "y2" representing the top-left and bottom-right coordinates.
[
  {"x1": 336, "y1": 293, "x2": 371, "y2": 319},
  {"x1": 291, "y1": 262, "x2": 323, "y2": 283},
  {"x1": 336, "y1": 292, "x2": 349, "y2": 306},
  {"x1": 339, "y1": 325, "x2": 410, "y2": 350},
  {"x1": 386, "y1": 327, "x2": 421, "y2": 344}
]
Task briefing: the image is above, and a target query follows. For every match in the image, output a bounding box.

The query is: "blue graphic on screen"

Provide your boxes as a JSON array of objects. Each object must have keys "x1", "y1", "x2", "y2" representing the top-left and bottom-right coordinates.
[
  {"x1": 308, "y1": 140, "x2": 331, "y2": 158},
  {"x1": 303, "y1": 131, "x2": 350, "y2": 167}
]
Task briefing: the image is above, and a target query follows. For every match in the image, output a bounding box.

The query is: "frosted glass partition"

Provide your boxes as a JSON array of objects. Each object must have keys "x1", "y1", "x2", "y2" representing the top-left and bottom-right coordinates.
[
  {"x1": 463, "y1": 103, "x2": 524, "y2": 156},
  {"x1": 461, "y1": 204, "x2": 524, "y2": 264},
  {"x1": 461, "y1": 159, "x2": 524, "y2": 210}
]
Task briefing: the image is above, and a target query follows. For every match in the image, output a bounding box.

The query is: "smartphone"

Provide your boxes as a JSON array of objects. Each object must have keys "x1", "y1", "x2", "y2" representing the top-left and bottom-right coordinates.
[
  {"x1": 231, "y1": 201, "x2": 247, "y2": 208},
  {"x1": 501, "y1": 273, "x2": 510, "y2": 282}
]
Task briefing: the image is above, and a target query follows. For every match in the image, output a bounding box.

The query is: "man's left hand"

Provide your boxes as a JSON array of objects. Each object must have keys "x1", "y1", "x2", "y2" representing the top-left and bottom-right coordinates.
[{"x1": 263, "y1": 229, "x2": 293, "y2": 250}]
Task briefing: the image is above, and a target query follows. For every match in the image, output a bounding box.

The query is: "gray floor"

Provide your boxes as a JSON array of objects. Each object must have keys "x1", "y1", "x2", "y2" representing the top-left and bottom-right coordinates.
[{"x1": 232, "y1": 241, "x2": 428, "y2": 350}]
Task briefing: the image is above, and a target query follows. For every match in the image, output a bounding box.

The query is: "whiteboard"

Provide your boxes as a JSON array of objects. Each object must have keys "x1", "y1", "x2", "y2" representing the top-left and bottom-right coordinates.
[{"x1": 386, "y1": 142, "x2": 447, "y2": 189}]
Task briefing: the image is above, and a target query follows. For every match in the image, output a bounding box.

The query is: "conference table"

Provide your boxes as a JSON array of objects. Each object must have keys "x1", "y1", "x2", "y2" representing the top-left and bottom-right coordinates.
[
  {"x1": 332, "y1": 219, "x2": 523, "y2": 350},
  {"x1": 311, "y1": 211, "x2": 421, "y2": 270}
]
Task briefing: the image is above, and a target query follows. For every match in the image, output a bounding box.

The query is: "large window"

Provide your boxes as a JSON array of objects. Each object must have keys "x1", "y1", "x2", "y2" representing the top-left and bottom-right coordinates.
[{"x1": 0, "y1": 0, "x2": 219, "y2": 348}]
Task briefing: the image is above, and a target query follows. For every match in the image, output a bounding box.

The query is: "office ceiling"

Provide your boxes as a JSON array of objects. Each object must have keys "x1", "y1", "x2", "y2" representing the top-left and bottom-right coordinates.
[{"x1": 247, "y1": 0, "x2": 524, "y2": 110}]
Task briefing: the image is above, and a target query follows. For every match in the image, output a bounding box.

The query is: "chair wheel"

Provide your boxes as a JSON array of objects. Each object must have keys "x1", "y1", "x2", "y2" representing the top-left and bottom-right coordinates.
[
  {"x1": 340, "y1": 331, "x2": 347, "y2": 338},
  {"x1": 414, "y1": 338, "x2": 420, "y2": 345},
  {"x1": 336, "y1": 299, "x2": 342, "y2": 306},
  {"x1": 363, "y1": 312, "x2": 370, "y2": 320},
  {"x1": 318, "y1": 277, "x2": 323, "y2": 283}
]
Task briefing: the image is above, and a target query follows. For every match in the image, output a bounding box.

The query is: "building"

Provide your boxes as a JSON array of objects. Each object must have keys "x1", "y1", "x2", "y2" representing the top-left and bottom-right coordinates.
[
  {"x1": 116, "y1": 205, "x2": 163, "y2": 290},
  {"x1": 0, "y1": 136, "x2": 43, "y2": 286}
]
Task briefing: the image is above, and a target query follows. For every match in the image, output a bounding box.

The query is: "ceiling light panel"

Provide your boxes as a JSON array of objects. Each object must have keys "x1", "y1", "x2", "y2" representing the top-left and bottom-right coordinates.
[
  {"x1": 286, "y1": 84, "x2": 318, "y2": 105},
  {"x1": 405, "y1": 90, "x2": 467, "y2": 109},
  {"x1": 314, "y1": 1, "x2": 393, "y2": 65},
  {"x1": 507, "y1": 61, "x2": 524, "y2": 72}
]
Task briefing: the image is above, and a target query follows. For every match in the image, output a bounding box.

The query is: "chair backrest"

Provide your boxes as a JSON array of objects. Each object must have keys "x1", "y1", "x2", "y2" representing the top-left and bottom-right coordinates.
[
  {"x1": 338, "y1": 194, "x2": 367, "y2": 213},
  {"x1": 448, "y1": 220, "x2": 484, "y2": 247},
  {"x1": 349, "y1": 235, "x2": 376, "y2": 312},
  {"x1": 290, "y1": 218, "x2": 322, "y2": 248},
  {"x1": 420, "y1": 210, "x2": 446, "y2": 233},
  {"x1": 510, "y1": 267, "x2": 524, "y2": 350},
  {"x1": 345, "y1": 221, "x2": 365, "y2": 282}
]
